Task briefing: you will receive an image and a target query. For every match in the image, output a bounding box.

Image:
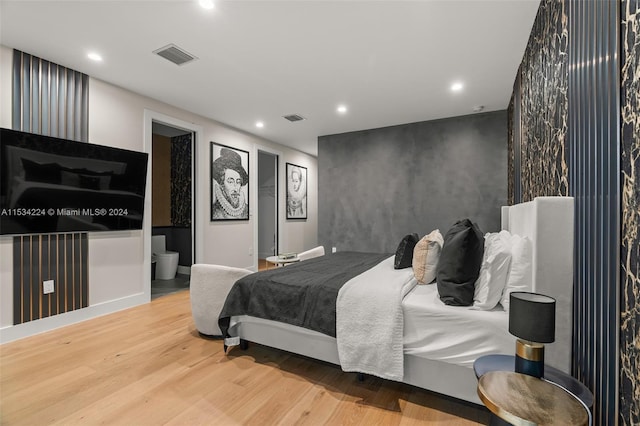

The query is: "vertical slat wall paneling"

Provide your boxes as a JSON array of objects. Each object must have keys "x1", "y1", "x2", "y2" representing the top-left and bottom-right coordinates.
[
  {"x1": 11, "y1": 234, "x2": 88, "y2": 325},
  {"x1": 57, "y1": 234, "x2": 65, "y2": 315},
  {"x1": 11, "y1": 49, "x2": 90, "y2": 324},
  {"x1": 568, "y1": 0, "x2": 620, "y2": 424},
  {"x1": 12, "y1": 50, "x2": 88, "y2": 142}
]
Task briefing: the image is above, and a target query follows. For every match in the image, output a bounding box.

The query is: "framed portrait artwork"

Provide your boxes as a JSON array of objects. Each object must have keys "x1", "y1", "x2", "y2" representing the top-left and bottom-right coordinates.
[
  {"x1": 286, "y1": 163, "x2": 307, "y2": 219},
  {"x1": 210, "y1": 142, "x2": 249, "y2": 221}
]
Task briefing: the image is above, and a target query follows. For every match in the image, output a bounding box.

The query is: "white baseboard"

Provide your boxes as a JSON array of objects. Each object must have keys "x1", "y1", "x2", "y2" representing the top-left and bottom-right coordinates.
[
  {"x1": 0, "y1": 293, "x2": 148, "y2": 344},
  {"x1": 177, "y1": 265, "x2": 191, "y2": 275}
]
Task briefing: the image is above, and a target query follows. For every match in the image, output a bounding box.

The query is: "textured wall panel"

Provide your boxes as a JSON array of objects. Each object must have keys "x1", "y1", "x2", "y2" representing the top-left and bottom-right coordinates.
[
  {"x1": 12, "y1": 50, "x2": 88, "y2": 142},
  {"x1": 507, "y1": 95, "x2": 515, "y2": 206},
  {"x1": 518, "y1": 0, "x2": 569, "y2": 201},
  {"x1": 12, "y1": 234, "x2": 88, "y2": 324},
  {"x1": 620, "y1": 0, "x2": 640, "y2": 423},
  {"x1": 568, "y1": 0, "x2": 621, "y2": 424},
  {"x1": 318, "y1": 111, "x2": 507, "y2": 254},
  {"x1": 170, "y1": 133, "x2": 192, "y2": 228}
]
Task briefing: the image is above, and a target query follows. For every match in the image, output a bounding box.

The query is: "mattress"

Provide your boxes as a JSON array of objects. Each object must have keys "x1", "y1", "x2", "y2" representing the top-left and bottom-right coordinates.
[
  {"x1": 402, "y1": 283, "x2": 514, "y2": 367},
  {"x1": 228, "y1": 280, "x2": 514, "y2": 370}
]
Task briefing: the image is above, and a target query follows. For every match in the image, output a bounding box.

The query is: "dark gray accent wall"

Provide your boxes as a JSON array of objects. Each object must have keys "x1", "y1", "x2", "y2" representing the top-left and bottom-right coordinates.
[{"x1": 318, "y1": 111, "x2": 507, "y2": 254}]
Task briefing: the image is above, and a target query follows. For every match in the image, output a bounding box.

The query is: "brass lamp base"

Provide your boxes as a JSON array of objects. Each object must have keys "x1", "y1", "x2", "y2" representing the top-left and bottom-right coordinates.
[{"x1": 515, "y1": 339, "x2": 545, "y2": 378}]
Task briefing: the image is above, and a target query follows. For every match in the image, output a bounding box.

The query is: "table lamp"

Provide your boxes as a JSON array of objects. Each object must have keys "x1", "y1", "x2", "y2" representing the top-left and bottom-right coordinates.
[{"x1": 508, "y1": 292, "x2": 556, "y2": 378}]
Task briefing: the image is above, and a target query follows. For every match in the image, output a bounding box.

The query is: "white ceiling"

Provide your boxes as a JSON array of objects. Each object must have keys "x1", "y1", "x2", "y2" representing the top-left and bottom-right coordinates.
[{"x1": 0, "y1": 0, "x2": 540, "y2": 156}]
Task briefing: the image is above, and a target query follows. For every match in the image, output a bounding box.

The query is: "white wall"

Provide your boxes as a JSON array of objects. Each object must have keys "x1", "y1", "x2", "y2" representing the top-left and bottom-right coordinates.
[{"x1": 0, "y1": 44, "x2": 318, "y2": 342}]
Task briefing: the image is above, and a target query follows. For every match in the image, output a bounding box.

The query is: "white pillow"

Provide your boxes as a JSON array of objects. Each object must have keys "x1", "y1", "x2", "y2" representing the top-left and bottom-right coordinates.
[
  {"x1": 412, "y1": 229, "x2": 444, "y2": 284},
  {"x1": 473, "y1": 231, "x2": 512, "y2": 310},
  {"x1": 500, "y1": 233, "x2": 533, "y2": 311}
]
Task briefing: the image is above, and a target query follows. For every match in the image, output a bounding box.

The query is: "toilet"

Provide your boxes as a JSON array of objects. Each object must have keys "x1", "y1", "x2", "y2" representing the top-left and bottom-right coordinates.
[{"x1": 152, "y1": 235, "x2": 179, "y2": 280}]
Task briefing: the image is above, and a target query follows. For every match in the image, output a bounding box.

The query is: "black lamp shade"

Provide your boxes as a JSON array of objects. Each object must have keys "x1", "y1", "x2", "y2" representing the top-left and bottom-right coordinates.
[{"x1": 508, "y1": 292, "x2": 556, "y2": 343}]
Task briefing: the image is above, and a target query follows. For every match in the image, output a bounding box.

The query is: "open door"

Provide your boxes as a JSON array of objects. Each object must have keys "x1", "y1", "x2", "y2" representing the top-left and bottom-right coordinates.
[{"x1": 257, "y1": 150, "x2": 278, "y2": 270}]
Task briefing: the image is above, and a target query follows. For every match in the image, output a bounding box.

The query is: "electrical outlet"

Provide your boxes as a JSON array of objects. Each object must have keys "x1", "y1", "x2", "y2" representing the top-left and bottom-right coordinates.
[
  {"x1": 332, "y1": 247, "x2": 337, "y2": 253},
  {"x1": 43, "y1": 279, "x2": 55, "y2": 294}
]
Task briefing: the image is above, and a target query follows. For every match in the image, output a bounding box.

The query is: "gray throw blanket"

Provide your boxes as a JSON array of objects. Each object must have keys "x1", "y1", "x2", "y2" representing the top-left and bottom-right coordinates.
[{"x1": 218, "y1": 252, "x2": 390, "y2": 338}]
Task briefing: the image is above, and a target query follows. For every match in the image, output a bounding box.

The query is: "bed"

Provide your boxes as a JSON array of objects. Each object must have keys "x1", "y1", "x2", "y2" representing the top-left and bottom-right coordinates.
[{"x1": 190, "y1": 196, "x2": 574, "y2": 405}]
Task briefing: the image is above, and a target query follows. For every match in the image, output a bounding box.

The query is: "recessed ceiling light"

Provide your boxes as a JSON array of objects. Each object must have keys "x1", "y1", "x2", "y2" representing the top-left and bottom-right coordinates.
[
  {"x1": 451, "y1": 82, "x2": 464, "y2": 92},
  {"x1": 87, "y1": 52, "x2": 103, "y2": 62},
  {"x1": 199, "y1": 0, "x2": 214, "y2": 10},
  {"x1": 256, "y1": 121, "x2": 264, "y2": 128},
  {"x1": 337, "y1": 105, "x2": 347, "y2": 114}
]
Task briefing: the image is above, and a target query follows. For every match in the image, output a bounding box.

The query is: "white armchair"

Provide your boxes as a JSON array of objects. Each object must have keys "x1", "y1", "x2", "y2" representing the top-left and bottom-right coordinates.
[
  {"x1": 297, "y1": 246, "x2": 325, "y2": 261},
  {"x1": 190, "y1": 264, "x2": 252, "y2": 336}
]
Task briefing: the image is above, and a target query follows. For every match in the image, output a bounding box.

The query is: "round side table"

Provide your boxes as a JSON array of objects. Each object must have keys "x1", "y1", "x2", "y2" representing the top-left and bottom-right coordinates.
[
  {"x1": 266, "y1": 255, "x2": 300, "y2": 267},
  {"x1": 478, "y1": 371, "x2": 589, "y2": 426},
  {"x1": 473, "y1": 354, "x2": 593, "y2": 409}
]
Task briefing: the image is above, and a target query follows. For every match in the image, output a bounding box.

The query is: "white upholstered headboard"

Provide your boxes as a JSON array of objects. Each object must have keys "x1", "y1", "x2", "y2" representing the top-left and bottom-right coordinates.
[{"x1": 501, "y1": 196, "x2": 574, "y2": 374}]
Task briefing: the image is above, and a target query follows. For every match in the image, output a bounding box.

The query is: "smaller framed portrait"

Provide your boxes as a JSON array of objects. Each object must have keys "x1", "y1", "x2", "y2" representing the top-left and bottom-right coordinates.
[
  {"x1": 210, "y1": 142, "x2": 249, "y2": 221},
  {"x1": 286, "y1": 163, "x2": 307, "y2": 220}
]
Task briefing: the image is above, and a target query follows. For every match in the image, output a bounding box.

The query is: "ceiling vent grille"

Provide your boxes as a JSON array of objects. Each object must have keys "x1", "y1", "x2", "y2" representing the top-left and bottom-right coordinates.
[
  {"x1": 153, "y1": 44, "x2": 198, "y2": 66},
  {"x1": 283, "y1": 114, "x2": 306, "y2": 122}
]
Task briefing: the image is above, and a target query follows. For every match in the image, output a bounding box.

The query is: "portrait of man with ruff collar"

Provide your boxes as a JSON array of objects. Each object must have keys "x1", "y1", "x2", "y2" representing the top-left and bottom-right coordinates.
[{"x1": 210, "y1": 143, "x2": 249, "y2": 220}]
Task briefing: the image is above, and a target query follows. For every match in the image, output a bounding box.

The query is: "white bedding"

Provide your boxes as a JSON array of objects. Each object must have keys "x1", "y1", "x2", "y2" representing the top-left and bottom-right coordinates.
[
  {"x1": 336, "y1": 256, "x2": 417, "y2": 381},
  {"x1": 402, "y1": 283, "x2": 514, "y2": 367},
  {"x1": 229, "y1": 259, "x2": 514, "y2": 374}
]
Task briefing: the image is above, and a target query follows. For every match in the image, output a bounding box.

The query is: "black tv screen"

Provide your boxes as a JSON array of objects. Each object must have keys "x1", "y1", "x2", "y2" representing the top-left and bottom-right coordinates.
[{"x1": 0, "y1": 128, "x2": 148, "y2": 235}]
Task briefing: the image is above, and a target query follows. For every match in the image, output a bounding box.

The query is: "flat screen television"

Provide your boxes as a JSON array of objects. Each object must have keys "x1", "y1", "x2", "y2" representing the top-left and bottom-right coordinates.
[{"x1": 1, "y1": 128, "x2": 149, "y2": 235}]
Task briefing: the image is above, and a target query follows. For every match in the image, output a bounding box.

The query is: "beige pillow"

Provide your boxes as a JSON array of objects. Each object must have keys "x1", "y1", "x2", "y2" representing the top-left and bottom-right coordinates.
[{"x1": 412, "y1": 229, "x2": 444, "y2": 284}]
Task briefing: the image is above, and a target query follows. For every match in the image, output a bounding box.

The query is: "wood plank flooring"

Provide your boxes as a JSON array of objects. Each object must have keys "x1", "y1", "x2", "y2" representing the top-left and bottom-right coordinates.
[{"x1": 0, "y1": 290, "x2": 490, "y2": 425}]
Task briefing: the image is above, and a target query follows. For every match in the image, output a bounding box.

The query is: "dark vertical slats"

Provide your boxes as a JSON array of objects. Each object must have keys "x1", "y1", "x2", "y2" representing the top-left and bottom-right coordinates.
[
  {"x1": 568, "y1": 0, "x2": 620, "y2": 424},
  {"x1": 22, "y1": 236, "x2": 31, "y2": 323},
  {"x1": 42, "y1": 235, "x2": 50, "y2": 318},
  {"x1": 12, "y1": 233, "x2": 88, "y2": 325},
  {"x1": 73, "y1": 234, "x2": 81, "y2": 310},
  {"x1": 13, "y1": 237, "x2": 21, "y2": 325},
  {"x1": 56, "y1": 234, "x2": 65, "y2": 315}
]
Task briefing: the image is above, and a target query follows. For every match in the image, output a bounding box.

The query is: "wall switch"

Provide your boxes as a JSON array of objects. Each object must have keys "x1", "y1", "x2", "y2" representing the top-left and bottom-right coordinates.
[
  {"x1": 332, "y1": 247, "x2": 337, "y2": 253},
  {"x1": 43, "y1": 280, "x2": 55, "y2": 294}
]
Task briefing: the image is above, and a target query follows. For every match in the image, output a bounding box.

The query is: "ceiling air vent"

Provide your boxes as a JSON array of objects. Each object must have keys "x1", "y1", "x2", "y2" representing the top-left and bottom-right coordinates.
[
  {"x1": 283, "y1": 114, "x2": 306, "y2": 122},
  {"x1": 153, "y1": 44, "x2": 198, "y2": 66}
]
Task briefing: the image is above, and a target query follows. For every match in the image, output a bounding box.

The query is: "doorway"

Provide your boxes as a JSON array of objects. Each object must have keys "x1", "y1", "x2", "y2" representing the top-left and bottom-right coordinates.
[
  {"x1": 150, "y1": 121, "x2": 194, "y2": 298},
  {"x1": 257, "y1": 150, "x2": 278, "y2": 270}
]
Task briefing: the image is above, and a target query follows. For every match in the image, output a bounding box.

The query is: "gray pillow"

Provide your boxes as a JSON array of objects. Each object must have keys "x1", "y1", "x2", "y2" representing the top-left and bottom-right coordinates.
[
  {"x1": 436, "y1": 219, "x2": 484, "y2": 305},
  {"x1": 394, "y1": 233, "x2": 420, "y2": 269}
]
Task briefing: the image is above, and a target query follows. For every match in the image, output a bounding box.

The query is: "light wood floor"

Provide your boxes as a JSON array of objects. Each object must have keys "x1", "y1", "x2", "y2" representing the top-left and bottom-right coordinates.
[{"x1": 0, "y1": 290, "x2": 490, "y2": 425}]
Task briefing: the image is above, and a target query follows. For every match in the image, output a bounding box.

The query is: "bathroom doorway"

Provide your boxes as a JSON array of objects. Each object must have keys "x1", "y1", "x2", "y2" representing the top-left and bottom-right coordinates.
[
  {"x1": 257, "y1": 150, "x2": 278, "y2": 270},
  {"x1": 151, "y1": 121, "x2": 194, "y2": 298}
]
